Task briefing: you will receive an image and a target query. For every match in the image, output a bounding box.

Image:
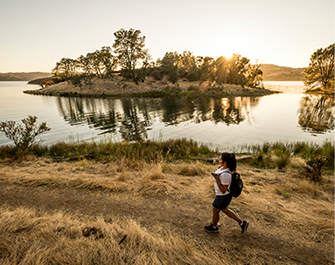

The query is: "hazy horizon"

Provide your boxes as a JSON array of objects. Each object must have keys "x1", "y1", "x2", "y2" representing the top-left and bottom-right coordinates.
[{"x1": 0, "y1": 0, "x2": 333, "y2": 72}]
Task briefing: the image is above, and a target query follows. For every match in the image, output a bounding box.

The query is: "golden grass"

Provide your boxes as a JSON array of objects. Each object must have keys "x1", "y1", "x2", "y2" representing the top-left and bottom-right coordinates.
[
  {"x1": 0, "y1": 207, "x2": 225, "y2": 265},
  {"x1": 0, "y1": 158, "x2": 333, "y2": 264}
]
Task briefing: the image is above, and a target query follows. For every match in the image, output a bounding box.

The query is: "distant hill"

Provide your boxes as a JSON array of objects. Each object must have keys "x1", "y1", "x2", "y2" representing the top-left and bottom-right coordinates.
[
  {"x1": 0, "y1": 72, "x2": 51, "y2": 81},
  {"x1": 260, "y1": 64, "x2": 306, "y2": 81}
]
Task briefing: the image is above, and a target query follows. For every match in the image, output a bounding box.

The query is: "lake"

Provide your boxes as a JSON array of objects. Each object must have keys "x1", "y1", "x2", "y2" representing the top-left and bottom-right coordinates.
[{"x1": 0, "y1": 81, "x2": 333, "y2": 150}]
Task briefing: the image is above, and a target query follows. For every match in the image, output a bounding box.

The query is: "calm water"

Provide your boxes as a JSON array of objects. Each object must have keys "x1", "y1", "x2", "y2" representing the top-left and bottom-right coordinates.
[{"x1": 0, "y1": 81, "x2": 333, "y2": 150}]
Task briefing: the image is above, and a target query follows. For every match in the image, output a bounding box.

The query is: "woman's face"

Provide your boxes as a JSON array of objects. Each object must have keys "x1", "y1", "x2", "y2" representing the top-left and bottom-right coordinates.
[{"x1": 219, "y1": 156, "x2": 224, "y2": 166}]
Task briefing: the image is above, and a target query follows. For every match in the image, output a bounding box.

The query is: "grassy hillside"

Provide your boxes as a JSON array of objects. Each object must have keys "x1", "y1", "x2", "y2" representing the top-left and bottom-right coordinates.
[
  {"x1": 0, "y1": 72, "x2": 51, "y2": 81},
  {"x1": 261, "y1": 64, "x2": 305, "y2": 81}
]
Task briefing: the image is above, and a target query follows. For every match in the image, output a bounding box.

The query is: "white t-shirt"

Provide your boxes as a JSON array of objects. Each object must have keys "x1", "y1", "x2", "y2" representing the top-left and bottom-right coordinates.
[{"x1": 213, "y1": 167, "x2": 231, "y2": 196}]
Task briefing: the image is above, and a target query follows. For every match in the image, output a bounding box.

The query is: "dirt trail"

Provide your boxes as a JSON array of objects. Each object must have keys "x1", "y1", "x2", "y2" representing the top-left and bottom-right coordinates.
[{"x1": 0, "y1": 176, "x2": 332, "y2": 265}]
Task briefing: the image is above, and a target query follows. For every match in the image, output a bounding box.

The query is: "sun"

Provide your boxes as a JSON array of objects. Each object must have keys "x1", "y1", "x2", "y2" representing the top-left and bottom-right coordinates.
[{"x1": 197, "y1": 39, "x2": 263, "y2": 64}]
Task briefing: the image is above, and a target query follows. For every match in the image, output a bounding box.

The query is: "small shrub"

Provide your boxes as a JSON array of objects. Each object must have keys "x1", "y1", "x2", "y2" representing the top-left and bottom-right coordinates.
[
  {"x1": 292, "y1": 142, "x2": 308, "y2": 155},
  {"x1": 171, "y1": 84, "x2": 181, "y2": 93},
  {"x1": 261, "y1": 142, "x2": 271, "y2": 153},
  {"x1": 71, "y1": 74, "x2": 83, "y2": 87},
  {"x1": 185, "y1": 71, "x2": 199, "y2": 82},
  {"x1": 147, "y1": 164, "x2": 164, "y2": 180},
  {"x1": 41, "y1": 80, "x2": 54, "y2": 88},
  {"x1": 150, "y1": 68, "x2": 163, "y2": 80},
  {"x1": 274, "y1": 150, "x2": 291, "y2": 169},
  {"x1": 280, "y1": 189, "x2": 290, "y2": 199},
  {"x1": 187, "y1": 85, "x2": 200, "y2": 92},
  {"x1": 249, "y1": 152, "x2": 273, "y2": 168},
  {"x1": 283, "y1": 191, "x2": 290, "y2": 199},
  {"x1": 303, "y1": 155, "x2": 329, "y2": 182},
  {"x1": 0, "y1": 116, "x2": 51, "y2": 153},
  {"x1": 164, "y1": 86, "x2": 171, "y2": 92}
]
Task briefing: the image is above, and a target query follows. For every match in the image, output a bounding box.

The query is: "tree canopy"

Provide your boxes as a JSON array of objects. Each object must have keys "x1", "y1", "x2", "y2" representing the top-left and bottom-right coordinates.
[
  {"x1": 113, "y1": 28, "x2": 149, "y2": 84},
  {"x1": 51, "y1": 28, "x2": 263, "y2": 89},
  {"x1": 304, "y1": 43, "x2": 334, "y2": 90}
]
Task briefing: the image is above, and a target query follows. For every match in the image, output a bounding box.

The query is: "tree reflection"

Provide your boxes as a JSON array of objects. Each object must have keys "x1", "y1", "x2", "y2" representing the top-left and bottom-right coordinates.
[
  {"x1": 190, "y1": 96, "x2": 260, "y2": 125},
  {"x1": 55, "y1": 95, "x2": 261, "y2": 140},
  {"x1": 160, "y1": 96, "x2": 260, "y2": 126},
  {"x1": 118, "y1": 98, "x2": 152, "y2": 141},
  {"x1": 161, "y1": 97, "x2": 196, "y2": 125},
  {"x1": 87, "y1": 110, "x2": 118, "y2": 135},
  {"x1": 298, "y1": 95, "x2": 334, "y2": 133},
  {"x1": 212, "y1": 97, "x2": 244, "y2": 124}
]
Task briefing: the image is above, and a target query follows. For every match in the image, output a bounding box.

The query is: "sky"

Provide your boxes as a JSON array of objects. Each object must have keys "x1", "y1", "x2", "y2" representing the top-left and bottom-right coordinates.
[{"x1": 0, "y1": 0, "x2": 334, "y2": 72}]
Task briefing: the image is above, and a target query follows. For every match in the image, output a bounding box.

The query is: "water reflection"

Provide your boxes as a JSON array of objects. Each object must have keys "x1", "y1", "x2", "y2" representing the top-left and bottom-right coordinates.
[
  {"x1": 55, "y1": 96, "x2": 262, "y2": 141},
  {"x1": 298, "y1": 95, "x2": 334, "y2": 133},
  {"x1": 119, "y1": 98, "x2": 151, "y2": 141}
]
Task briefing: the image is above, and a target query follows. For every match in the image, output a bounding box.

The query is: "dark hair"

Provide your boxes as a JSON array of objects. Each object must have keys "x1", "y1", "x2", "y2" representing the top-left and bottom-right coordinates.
[{"x1": 220, "y1": 152, "x2": 237, "y2": 172}]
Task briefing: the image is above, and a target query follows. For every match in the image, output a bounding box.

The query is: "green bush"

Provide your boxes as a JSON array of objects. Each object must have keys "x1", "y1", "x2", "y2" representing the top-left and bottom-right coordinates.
[
  {"x1": 186, "y1": 71, "x2": 199, "y2": 82},
  {"x1": 150, "y1": 68, "x2": 164, "y2": 81},
  {"x1": 274, "y1": 150, "x2": 291, "y2": 169},
  {"x1": 249, "y1": 151, "x2": 274, "y2": 168},
  {"x1": 71, "y1": 74, "x2": 83, "y2": 87},
  {"x1": 0, "y1": 116, "x2": 51, "y2": 153},
  {"x1": 303, "y1": 155, "x2": 329, "y2": 182},
  {"x1": 187, "y1": 85, "x2": 200, "y2": 92}
]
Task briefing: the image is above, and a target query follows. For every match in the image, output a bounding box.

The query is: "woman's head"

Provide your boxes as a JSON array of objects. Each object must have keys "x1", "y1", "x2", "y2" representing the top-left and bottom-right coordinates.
[{"x1": 220, "y1": 152, "x2": 237, "y2": 171}]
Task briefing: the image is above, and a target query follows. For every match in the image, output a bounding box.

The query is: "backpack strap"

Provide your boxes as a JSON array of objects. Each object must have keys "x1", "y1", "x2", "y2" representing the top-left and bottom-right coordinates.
[{"x1": 227, "y1": 171, "x2": 233, "y2": 193}]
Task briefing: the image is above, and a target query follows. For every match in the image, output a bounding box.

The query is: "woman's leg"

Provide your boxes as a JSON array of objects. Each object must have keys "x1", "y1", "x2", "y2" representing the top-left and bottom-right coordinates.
[
  {"x1": 212, "y1": 207, "x2": 221, "y2": 227},
  {"x1": 222, "y1": 206, "x2": 242, "y2": 224}
]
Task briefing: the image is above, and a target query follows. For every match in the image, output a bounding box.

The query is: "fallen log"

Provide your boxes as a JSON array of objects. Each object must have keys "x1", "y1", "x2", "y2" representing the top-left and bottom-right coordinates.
[
  {"x1": 191, "y1": 155, "x2": 252, "y2": 164},
  {"x1": 43, "y1": 151, "x2": 95, "y2": 162}
]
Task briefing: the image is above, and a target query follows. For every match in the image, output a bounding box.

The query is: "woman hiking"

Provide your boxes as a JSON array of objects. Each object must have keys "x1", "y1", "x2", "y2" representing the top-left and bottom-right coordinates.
[{"x1": 204, "y1": 152, "x2": 249, "y2": 233}]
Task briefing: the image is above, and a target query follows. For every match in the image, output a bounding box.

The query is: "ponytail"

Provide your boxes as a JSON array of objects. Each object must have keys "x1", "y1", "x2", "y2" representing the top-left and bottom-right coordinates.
[{"x1": 220, "y1": 152, "x2": 237, "y2": 172}]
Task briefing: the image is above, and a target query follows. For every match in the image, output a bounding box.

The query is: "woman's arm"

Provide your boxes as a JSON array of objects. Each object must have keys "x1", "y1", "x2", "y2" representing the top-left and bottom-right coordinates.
[{"x1": 215, "y1": 174, "x2": 228, "y2": 194}]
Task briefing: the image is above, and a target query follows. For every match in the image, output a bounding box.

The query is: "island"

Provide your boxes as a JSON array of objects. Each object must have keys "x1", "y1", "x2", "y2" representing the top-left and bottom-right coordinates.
[{"x1": 24, "y1": 74, "x2": 277, "y2": 98}]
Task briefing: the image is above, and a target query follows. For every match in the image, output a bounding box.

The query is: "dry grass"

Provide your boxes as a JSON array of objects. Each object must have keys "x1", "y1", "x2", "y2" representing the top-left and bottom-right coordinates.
[
  {"x1": 0, "y1": 158, "x2": 333, "y2": 264},
  {"x1": 0, "y1": 207, "x2": 224, "y2": 265}
]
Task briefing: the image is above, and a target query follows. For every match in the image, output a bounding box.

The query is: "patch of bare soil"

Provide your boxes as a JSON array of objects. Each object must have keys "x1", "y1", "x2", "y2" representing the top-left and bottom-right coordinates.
[{"x1": 0, "y1": 158, "x2": 333, "y2": 264}]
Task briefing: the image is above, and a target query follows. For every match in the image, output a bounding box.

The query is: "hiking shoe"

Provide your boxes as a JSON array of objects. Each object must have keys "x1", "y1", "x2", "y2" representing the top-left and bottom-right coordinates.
[
  {"x1": 240, "y1": 221, "x2": 249, "y2": 234},
  {"x1": 204, "y1": 223, "x2": 219, "y2": 233}
]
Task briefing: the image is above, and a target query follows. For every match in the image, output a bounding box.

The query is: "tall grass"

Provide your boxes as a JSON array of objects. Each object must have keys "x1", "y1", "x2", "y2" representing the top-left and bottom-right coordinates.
[
  {"x1": 235, "y1": 140, "x2": 334, "y2": 170},
  {"x1": 0, "y1": 138, "x2": 218, "y2": 163},
  {"x1": 1, "y1": 138, "x2": 333, "y2": 172},
  {"x1": 0, "y1": 207, "x2": 225, "y2": 265}
]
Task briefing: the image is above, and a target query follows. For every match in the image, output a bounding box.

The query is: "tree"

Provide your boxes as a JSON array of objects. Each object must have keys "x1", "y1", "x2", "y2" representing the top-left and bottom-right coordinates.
[
  {"x1": 198, "y1": 56, "x2": 215, "y2": 81},
  {"x1": 78, "y1": 53, "x2": 95, "y2": 88},
  {"x1": 52, "y1": 58, "x2": 78, "y2": 83},
  {"x1": 226, "y1": 54, "x2": 249, "y2": 86},
  {"x1": 113, "y1": 28, "x2": 149, "y2": 84},
  {"x1": 160, "y1": 52, "x2": 180, "y2": 84},
  {"x1": 99, "y1": 46, "x2": 118, "y2": 79},
  {"x1": 245, "y1": 62, "x2": 263, "y2": 88},
  {"x1": 304, "y1": 43, "x2": 334, "y2": 90},
  {"x1": 179, "y1": 51, "x2": 196, "y2": 78},
  {"x1": 0, "y1": 116, "x2": 51, "y2": 151},
  {"x1": 91, "y1": 50, "x2": 105, "y2": 78}
]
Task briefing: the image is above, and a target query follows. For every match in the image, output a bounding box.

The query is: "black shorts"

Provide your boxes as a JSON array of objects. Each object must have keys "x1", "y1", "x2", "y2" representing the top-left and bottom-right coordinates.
[{"x1": 212, "y1": 194, "x2": 232, "y2": 210}]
